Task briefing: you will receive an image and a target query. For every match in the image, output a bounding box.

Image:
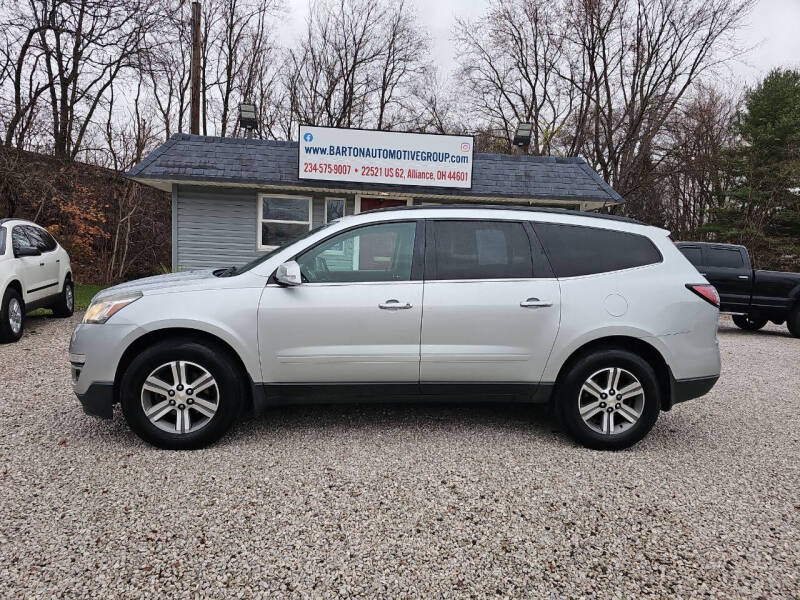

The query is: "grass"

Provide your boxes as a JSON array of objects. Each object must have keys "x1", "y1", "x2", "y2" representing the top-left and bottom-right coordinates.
[
  {"x1": 74, "y1": 283, "x2": 105, "y2": 310},
  {"x1": 28, "y1": 283, "x2": 105, "y2": 316}
]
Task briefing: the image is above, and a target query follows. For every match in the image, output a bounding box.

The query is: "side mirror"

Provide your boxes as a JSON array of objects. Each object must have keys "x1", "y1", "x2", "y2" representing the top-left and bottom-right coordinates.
[
  {"x1": 15, "y1": 245, "x2": 41, "y2": 258},
  {"x1": 275, "y1": 260, "x2": 302, "y2": 286}
]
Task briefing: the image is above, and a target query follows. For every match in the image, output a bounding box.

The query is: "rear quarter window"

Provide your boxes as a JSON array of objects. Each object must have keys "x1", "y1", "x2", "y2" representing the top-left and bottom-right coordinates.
[
  {"x1": 533, "y1": 222, "x2": 662, "y2": 277},
  {"x1": 0, "y1": 227, "x2": 6, "y2": 255}
]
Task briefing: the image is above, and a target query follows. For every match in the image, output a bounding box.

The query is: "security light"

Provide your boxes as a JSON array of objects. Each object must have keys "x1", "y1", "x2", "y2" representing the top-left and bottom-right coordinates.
[
  {"x1": 513, "y1": 122, "x2": 533, "y2": 148},
  {"x1": 239, "y1": 103, "x2": 258, "y2": 132}
]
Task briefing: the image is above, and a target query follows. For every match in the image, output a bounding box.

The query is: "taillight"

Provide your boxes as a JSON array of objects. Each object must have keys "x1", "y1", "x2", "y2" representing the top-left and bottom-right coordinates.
[{"x1": 686, "y1": 284, "x2": 720, "y2": 307}]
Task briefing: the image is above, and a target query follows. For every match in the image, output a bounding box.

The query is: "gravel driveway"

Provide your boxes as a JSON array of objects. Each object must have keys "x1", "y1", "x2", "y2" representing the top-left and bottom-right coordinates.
[{"x1": 0, "y1": 314, "x2": 798, "y2": 599}]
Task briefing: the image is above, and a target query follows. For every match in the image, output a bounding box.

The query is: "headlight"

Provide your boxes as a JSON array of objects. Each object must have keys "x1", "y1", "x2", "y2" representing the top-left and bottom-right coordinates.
[{"x1": 83, "y1": 292, "x2": 142, "y2": 324}]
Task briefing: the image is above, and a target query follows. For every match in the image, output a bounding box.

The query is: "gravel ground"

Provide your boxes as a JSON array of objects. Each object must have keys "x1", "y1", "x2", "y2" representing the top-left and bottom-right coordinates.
[{"x1": 0, "y1": 314, "x2": 798, "y2": 599}]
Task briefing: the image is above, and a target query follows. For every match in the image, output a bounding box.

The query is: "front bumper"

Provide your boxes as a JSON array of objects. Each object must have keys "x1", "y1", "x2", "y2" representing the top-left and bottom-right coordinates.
[
  {"x1": 69, "y1": 321, "x2": 143, "y2": 419},
  {"x1": 75, "y1": 382, "x2": 115, "y2": 418}
]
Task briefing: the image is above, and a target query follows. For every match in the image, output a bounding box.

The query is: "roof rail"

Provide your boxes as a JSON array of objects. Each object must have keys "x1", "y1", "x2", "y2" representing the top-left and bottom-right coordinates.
[
  {"x1": 359, "y1": 204, "x2": 643, "y2": 225},
  {"x1": 0, "y1": 217, "x2": 33, "y2": 226}
]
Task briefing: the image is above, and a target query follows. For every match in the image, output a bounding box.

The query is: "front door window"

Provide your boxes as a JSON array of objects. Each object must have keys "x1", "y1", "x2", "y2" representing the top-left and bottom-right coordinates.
[{"x1": 296, "y1": 222, "x2": 416, "y2": 283}]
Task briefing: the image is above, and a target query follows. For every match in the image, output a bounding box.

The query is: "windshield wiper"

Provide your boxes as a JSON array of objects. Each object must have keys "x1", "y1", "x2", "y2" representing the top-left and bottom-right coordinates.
[{"x1": 214, "y1": 265, "x2": 238, "y2": 277}]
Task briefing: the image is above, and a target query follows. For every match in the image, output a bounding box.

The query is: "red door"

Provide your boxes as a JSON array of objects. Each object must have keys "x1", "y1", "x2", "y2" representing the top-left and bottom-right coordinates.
[{"x1": 359, "y1": 197, "x2": 408, "y2": 212}]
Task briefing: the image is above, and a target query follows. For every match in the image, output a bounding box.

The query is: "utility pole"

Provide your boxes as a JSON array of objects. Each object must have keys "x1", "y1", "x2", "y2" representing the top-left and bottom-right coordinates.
[{"x1": 190, "y1": 1, "x2": 201, "y2": 135}]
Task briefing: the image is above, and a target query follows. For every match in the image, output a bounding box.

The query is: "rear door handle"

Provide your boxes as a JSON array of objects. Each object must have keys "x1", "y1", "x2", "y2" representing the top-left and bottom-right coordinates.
[
  {"x1": 520, "y1": 297, "x2": 553, "y2": 308},
  {"x1": 39, "y1": 262, "x2": 45, "y2": 266},
  {"x1": 379, "y1": 299, "x2": 412, "y2": 310},
  {"x1": 737, "y1": 275, "x2": 749, "y2": 279}
]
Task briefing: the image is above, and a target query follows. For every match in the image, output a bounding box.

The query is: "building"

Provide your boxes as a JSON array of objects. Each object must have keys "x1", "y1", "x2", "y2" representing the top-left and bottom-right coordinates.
[{"x1": 127, "y1": 131, "x2": 624, "y2": 271}]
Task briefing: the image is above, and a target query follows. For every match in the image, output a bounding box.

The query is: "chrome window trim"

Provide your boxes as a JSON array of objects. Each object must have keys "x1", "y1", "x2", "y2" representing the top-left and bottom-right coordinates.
[{"x1": 266, "y1": 280, "x2": 423, "y2": 288}]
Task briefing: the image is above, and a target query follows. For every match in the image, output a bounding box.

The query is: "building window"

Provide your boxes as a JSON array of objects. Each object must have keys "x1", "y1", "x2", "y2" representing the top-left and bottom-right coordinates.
[
  {"x1": 324, "y1": 197, "x2": 345, "y2": 223},
  {"x1": 258, "y1": 194, "x2": 312, "y2": 250}
]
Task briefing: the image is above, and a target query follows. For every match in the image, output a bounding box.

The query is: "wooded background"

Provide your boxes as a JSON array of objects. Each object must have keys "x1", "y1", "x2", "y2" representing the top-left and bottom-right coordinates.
[{"x1": 1, "y1": 0, "x2": 798, "y2": 283}]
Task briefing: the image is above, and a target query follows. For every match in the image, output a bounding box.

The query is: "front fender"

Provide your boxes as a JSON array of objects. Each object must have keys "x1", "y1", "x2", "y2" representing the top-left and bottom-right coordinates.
[{"x1": 112, "y1": 288, "x2": 264, "y2": 382}]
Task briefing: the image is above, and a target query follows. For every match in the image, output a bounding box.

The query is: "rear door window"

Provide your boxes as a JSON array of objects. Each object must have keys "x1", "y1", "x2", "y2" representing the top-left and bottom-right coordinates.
[
  {"x1": 11, "y1": 226, "x2": 33, "y2": 254},
  {"x1": 431, "y1": 220, "x2": 533, "y2": 280},
  {"x1": 705, "y1": 247, "x2": 744, "y2": 269},
  {"x1": 533, "y1": 222, "x2": 662, "y2": 277},
  {"x1": 678, "y1": 245, "x2": 703, "y2": 266}
]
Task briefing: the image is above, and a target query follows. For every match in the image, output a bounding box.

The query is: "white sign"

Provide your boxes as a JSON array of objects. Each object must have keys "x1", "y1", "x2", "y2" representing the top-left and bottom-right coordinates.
[{"x1": 298, "y1": 125, "x2": 474, "y2": 189}]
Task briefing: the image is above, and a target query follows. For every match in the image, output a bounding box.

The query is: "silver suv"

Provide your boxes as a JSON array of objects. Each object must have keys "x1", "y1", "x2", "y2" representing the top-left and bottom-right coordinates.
[{"x1": 69, "y1": 206, "x2": 721, "y2": 450}]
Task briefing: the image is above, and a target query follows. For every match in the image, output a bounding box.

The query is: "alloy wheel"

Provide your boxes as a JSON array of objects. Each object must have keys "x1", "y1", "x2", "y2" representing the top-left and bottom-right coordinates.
[
  {"x1": 141, "y1": 360, "x2": 219, "y2": 434},
  {"x1": 578, "y1": 367, "x2": 645, "y2": 435},
  {"x1": 66, "y1": 285, "x2": 74, "y2": 311},
  {"x1": 8, "y1": 298, "x2": 22, "y2": 335}
]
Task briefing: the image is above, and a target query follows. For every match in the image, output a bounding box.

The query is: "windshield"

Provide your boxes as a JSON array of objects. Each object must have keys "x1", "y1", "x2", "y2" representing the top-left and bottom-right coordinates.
[{"x1": 223, "y1": 223, "x2": 332, "y2": 276}]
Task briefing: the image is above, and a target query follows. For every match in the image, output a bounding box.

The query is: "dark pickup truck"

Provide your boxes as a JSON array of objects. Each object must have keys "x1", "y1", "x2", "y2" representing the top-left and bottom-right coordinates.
[{"x1": 675, "y1": 242, "x2": 800, "y2": 337}]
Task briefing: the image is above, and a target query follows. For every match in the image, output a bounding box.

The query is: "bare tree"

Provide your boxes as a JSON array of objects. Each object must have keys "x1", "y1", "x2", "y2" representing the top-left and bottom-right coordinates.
[
  {"x1": 206, "y1": 0, "x2": 282, "y2": 137},
  {"x1": 658, "y1": 86, "x2": 739, "y2": 234},
  {"x1": 0, "y1": 3, "x2": 53, "y2": 149},
  {"x1": 25, "y1": 0, "x2": 164, "y2": 159},
  {"x1": 287, "y1": 0, "x2": 428, "y2": 133},
  {"x1": 235, "y1": 4, "x2": 286, "y2": 139},
  {"x1": 455, "y1": 0, "x2": 577, "y2": 155},
  {"x1": 141, "y1": 1, "x2": 193, "y2": 139},
  {"x1": 560, "y1": 0, "x2": 754, "y2": 210},
  {"x1": 455, "y1": 0, "x2": 753, "y2": 206}
]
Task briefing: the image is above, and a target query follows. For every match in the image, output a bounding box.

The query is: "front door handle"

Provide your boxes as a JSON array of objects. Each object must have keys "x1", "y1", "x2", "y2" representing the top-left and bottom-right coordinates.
[
  {"x1": 39, "y1": 262, "x2": 45, "y2": 266},
  {"x1": 737, "y1": 275, "x2": 749, "y2": 280},
  {"x1": 379, "y1": 299, "x2": 412, "y2": 310},
  {"x1": 520, "y1": 297, "x2": 553, "y2": 308}
]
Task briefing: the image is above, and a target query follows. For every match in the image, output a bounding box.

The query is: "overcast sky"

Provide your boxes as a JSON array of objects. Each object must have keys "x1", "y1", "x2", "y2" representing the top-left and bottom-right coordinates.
[{"x1": 281, "y1": 0, "x2": 800, "y2": 87}]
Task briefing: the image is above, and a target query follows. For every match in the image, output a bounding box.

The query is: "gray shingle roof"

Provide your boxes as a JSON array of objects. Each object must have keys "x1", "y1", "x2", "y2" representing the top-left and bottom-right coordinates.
[{"x1": 127, "y1": 133, "x2": 624, "y2": 205}]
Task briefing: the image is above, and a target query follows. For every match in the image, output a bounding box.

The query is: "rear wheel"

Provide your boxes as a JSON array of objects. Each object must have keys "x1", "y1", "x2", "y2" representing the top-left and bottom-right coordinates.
[
  {"x1": 557, "y1": 349, "x2": 661, "y2": 450},
  {"x1": 732, "y1": 314, "x2": 768, "y2": 331},
  {"x1": 120, "y1": 338, "x2": 245, "y2": 449},
  {"x1": 0, "y1": 287, "x2": 24, "y2": 343},
  {"x1": 52, "y1": 277, "x2": 74, "y2": 317},
  {"x1": 788, "y1": 305, "x2": 800, "y2": 338}
]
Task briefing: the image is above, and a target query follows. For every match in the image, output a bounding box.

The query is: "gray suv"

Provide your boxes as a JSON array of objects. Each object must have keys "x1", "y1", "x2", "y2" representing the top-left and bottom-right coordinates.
[{"x1": 69, "y1": 206, "x2": 721, "y2": 450}]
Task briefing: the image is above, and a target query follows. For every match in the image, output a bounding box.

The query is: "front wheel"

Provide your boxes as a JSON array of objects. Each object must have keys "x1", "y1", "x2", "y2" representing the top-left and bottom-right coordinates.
[
  {"x1": 556, "y1": 349, "x2": 661, "y2": 450},
  {"x1": 732, "y1": 314, "x2": 767, "y2": 331},
  {"x1": 120, "y1": 338, "x2": 245, "y2": 449},
  {"x1": 0, "y1": 287, "x2": 24, "y2": 343}
]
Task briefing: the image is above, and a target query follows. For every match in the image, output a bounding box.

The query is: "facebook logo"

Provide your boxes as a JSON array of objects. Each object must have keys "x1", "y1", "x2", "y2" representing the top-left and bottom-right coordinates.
[{"x1": 303, "y1": 132, "x2": 313, "y2": 142}]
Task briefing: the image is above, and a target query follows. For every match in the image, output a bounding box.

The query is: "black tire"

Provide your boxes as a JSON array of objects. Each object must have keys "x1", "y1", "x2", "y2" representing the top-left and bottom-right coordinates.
[
  {"x1": 0, "y1": 287, "x2": 25, "y2": 343},
  {"x1": 732, "y1": 314, "x2": 768, "y2": 331},
  {"x1": 788, "y1": 305, "x2": 800, "y2": 338},
  {"x1": 52, "y1": 276, "x2": 74, "y2": 317},
  {"x1": 120, "y1": 338, "x2": 245, "y2": 449},
  {"x1": 556, "y1": 348, "x2": 661, "y2": 450}
]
